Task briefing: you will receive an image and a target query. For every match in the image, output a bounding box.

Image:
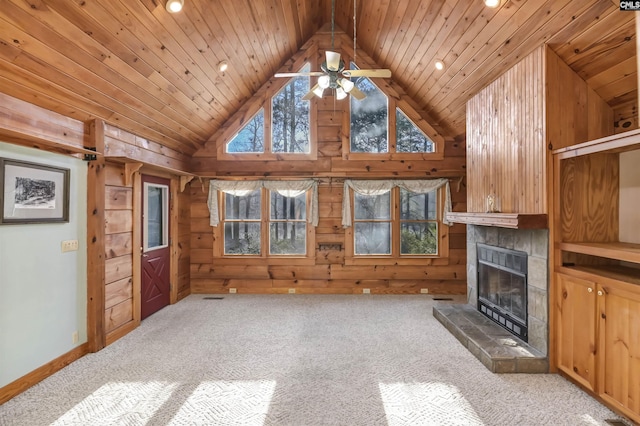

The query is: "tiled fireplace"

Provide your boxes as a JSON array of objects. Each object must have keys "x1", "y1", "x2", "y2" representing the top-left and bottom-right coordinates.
[
  {"x1": 434, "y1": 225, "x2": 549, "y2": 373},
  {"x1": 467, "y1": 226, "x2": 549, "y2": 355}
]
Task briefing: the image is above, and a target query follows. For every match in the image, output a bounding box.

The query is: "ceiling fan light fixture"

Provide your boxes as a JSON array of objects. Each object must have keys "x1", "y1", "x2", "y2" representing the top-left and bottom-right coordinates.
[
  {"x1": 218, "y1": 61, "x2": 228, "y2": 72},
  {"x1": 313, "y1": 86, "x2": 325, "y2": 98},
  {"x1": 435, "y1": 60, "x2": 445, "y2": 71},
  {"x1": 166, "y1": 0, "x2": 184, "y2": 13},
  {"x1": 339, "y1": 78, "x2": 355, "y2": 93},
  {"x1": 484, "y1": 0, "x2": 501, "y2": 8},
  {"x1": 318, "y1": 75, "x2": 331, "y2": 89},
  {"x1": 336, "y1": 87, "x2": 348, "y2": 100}
]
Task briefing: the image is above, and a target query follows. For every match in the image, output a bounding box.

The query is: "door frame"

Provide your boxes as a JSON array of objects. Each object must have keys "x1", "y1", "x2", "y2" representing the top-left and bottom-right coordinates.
[{"x1": 132, "y1": 169, "x2": 180, "y2": 326}]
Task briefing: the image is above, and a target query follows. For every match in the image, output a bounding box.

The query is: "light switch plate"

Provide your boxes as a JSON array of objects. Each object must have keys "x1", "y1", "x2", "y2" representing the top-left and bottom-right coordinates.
[{"x1": 61, "y1": 240, "x2": 79, "y2": 252}]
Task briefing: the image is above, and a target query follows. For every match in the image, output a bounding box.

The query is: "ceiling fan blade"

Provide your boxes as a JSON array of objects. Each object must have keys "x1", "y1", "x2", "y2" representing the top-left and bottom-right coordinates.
[
  {"x1": 326, "y1": 51, "x2": 341, "y2": 72},
  {"x1": 275, "y1": 72, "x2": 326, "y2": 77},
  {"x1": 349, "y1": 86, "x2": 367, "y2": 101},
  {"x1": 302, "y1": 84, "x2": 321, "y2": 100},
  {"x1": 342, "y1": 69, "x2": 392, "y2": 78}
]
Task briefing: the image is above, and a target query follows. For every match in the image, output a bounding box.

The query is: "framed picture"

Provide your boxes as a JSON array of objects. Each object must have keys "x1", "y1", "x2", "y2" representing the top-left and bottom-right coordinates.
[{"x1": 0, "y1": 158, "x2": 70, "y2": 224}]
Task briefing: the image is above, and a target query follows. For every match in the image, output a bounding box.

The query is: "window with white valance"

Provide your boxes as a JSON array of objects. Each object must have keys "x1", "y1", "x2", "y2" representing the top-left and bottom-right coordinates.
[
  {"x1": 207, "y1": 179, "x2": 318, "y2": 257},
  {"x1": 342, "y1": 179, "x2": 452, "y2": 259}
]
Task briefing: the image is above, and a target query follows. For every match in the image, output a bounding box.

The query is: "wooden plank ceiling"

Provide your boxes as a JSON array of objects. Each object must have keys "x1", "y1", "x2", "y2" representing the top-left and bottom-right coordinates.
[{"x1": 0, "y1": 0, "x2": 635, "y2": 155}]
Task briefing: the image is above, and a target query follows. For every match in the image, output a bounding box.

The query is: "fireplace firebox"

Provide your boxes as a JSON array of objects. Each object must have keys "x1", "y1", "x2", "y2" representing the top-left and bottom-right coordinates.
[{"x1": 477, "y1": 243, "x2": 528, "y2": 341}]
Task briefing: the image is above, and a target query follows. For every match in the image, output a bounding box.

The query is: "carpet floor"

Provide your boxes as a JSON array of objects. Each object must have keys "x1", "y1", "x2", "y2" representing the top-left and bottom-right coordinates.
[{"x1": 0, "y1": 295, "x2": 623, "y2": 425}]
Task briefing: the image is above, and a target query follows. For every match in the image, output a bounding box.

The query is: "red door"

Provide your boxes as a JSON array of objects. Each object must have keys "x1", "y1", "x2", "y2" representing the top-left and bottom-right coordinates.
[{"x1": 141, "y1": 175, "x2": 171, "y2": 320}]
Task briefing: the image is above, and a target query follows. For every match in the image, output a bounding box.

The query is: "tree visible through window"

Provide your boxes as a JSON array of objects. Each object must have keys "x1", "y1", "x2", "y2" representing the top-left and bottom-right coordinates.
[
  {"x1": 222, "y1": 189, "x2": 309, "y2": 256},
  {"x1": 272, "y1": 65, "x2": 310, "y2": 153},
  {"x1": 396, "y1": 109, "x2": 434, "y2": 153},
  {"x1": 350, "y1": 62, "x2": 388, "y2": 153},
  {"x1": 226, "y1": 64, "x2": 310, "y2": 155},
  {"x1": 224, "y1": 190, "x2": 262, "y2": 254},
  {"x1": 352, "y1": 187, "x2": 440, "y2": 256}
]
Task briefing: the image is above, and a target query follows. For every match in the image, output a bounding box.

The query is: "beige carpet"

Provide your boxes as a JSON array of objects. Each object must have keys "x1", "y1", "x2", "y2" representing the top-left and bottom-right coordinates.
[{"x1": 0, "y1": 295, "x2": 625, "y2": 425}]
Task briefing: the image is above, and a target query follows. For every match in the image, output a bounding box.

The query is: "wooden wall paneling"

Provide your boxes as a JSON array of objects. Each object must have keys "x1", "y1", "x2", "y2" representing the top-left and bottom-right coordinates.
[
  {"x1": 0, "y1": 93, "x2": 90, "y2": 156},
  {"x1": 87, "y1": 119, "x2": 106, "y2": 352},
  {"x1": 170, "y1": 177, "x2": 179, "y2": 304},
  {"x1": 177, "y1": 183, "x2": 191, "y2": 300},
  {"x1": 103, "y1": 160, "x2": 136, "y2": 343},
  {"x1": 466, "y1": 46, "x2": 546, "y2": 214},
  {"x1": 559, "y1": 153, "x2": 620, "y2": 244},
  {"x1": 132, "y1": 172, "x2": 142, "y2": 327}
]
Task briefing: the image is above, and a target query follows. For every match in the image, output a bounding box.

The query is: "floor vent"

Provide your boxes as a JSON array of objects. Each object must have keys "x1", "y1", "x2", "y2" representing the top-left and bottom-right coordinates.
[
  {"x1": 432, "y1": 297, "x2": 453, "y2": 301},
  {"x1": 203, "y1": 297, "x2": 225, "y2": 300}
]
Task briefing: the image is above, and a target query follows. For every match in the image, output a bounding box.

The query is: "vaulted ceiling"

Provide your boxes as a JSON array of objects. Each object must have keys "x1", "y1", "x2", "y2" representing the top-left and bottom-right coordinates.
[{"x1": 0, "y1": 0, "x2": 635, "y2": 156}]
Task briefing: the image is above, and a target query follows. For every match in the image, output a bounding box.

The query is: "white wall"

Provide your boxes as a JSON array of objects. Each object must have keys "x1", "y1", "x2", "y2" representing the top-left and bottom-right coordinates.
[
  {"x1": 0, "y1": 142, "x2": 87, "y2": 388},
  {"x1": 620, "y1": 149, "x2": 640, "y2": 244}
]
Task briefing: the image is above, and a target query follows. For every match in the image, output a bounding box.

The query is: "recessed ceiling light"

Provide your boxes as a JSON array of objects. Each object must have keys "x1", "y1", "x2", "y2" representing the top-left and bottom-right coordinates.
[
  {"x1": 218, "y1": 61, "x2": 228, "y2": 72},
  {"x1": 484, "y1": 0, "x2": 501, "y2": 8},
  {"x1": 166, "y1": 0, "x2": 184, "y2": 13},
  {"x1": 435, "y1": 60, "x2": 445, "y2": 71}
]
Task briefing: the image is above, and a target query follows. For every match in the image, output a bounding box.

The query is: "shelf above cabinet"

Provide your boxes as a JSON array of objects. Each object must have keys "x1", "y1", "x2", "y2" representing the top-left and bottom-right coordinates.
[
  {"x1": 559, "y1": 241, "x2": 640, "y2": 264},
  {"x1": 445, "y1": 212, "x2": 547, "y2": 229}
]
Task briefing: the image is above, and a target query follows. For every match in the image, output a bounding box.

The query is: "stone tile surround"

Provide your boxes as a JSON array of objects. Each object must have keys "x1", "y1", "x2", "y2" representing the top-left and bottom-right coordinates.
[{"x1": 434, "y1": 225, "x2": 550, "y2": 373}]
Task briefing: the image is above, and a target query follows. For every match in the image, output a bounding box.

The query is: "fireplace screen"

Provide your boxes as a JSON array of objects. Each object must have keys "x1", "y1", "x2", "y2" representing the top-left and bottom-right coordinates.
[{"x1": 477, "y1": 243, "x2": 528, "y2": 341}]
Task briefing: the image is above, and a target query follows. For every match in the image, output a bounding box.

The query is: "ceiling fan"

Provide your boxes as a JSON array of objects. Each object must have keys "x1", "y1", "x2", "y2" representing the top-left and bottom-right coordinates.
[{"x1": 274, "y1": 0, "x2": 391, "y2": 101}]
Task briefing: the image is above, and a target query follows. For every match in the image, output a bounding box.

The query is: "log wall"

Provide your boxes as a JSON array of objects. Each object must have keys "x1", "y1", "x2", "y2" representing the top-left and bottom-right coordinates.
[{"x1": 190, "y1": 40, "x2": 467, "y2": 294}]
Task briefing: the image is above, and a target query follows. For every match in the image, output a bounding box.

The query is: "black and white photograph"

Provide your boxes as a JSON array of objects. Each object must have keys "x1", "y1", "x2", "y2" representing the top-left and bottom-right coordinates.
[{"x1": 0, "y1": 158, "x2": 69, "y2": 224}]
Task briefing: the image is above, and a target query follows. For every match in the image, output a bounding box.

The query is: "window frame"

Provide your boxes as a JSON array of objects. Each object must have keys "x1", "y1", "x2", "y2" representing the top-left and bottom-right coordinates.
[
  {"x1": 213, "y1": 187, "x2": 316, "y2": 265},
  {"x1": 341, "y1": 57, "x2": 444, "y2": 160},
  {"x1": 345, "y1": 186, "x2": 449, "y2": 266},
  {"x1": 216, "y1": 47, "x2": 319, "y2": 161}
]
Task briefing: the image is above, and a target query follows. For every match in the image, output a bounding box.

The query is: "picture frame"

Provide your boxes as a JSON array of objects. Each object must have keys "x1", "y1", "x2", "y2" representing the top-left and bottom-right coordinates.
[{"x1": 0, "y1": 158, "x2": 70, "y2": 224}]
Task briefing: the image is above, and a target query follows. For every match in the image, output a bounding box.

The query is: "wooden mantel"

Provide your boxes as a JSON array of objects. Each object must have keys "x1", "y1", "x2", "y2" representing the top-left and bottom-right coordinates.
[{"x1": 445, "y1": 212, "x2": 548, "y2": 229}]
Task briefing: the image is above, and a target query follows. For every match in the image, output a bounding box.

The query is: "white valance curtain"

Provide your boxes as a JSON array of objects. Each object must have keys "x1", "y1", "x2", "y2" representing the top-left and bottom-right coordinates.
[
  {"x1": 341, "y1": 179, "x2": 452, "y2": 227},
  {"x1": 207, "y1": 179, "x2": 319, "y2": 227}
]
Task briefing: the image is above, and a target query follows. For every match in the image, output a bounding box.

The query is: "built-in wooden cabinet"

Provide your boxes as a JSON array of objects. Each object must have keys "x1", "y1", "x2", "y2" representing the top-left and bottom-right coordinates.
[{"x1": 553, "y1": 129, "x2": 640, "y2": 423}]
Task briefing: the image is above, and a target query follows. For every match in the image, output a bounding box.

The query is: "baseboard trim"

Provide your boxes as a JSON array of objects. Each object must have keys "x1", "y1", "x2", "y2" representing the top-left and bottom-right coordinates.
[
  {"x1": 0, "y1": 343, "x2": 89, "y2": 404},
  {"x1": 105, "y1": 320, "x2": 137, "y2": 346}
]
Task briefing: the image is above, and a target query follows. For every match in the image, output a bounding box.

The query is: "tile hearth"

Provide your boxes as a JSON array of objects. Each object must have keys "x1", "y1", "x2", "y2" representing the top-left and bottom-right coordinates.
[{"x1": 434, "y1": 303, "x2": 548, "y2": 374}]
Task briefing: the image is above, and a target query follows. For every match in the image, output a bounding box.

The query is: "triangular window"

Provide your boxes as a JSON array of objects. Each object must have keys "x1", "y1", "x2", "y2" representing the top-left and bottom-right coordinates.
[
  {"x1": 227, "y1": 109, "x2": 265, "y2": 153},
  {"x1": 396, "y1": 108, "x2": 434, "y2": 153}
]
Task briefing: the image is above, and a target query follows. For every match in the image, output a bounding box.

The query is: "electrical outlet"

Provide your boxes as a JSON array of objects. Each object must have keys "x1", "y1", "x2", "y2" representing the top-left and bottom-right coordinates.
[
  {"x1": 72, "y1": 331, "x2": 79, "y2": 344},
  {"x1": 420, "y1": 288, "x2": 429, "y2": 294},
  {"x1": 61, "y1": 240, "x2": 79, "y2": 253},
  {"x1": 229, "y1": 288, "x2": 237, "y2": 294},
  {"x1": 288, "y1": 288, "x2": 296, "y2": 294},
  {"x1": 363, "y1": 288, "x2": 371, "y2": 294}
]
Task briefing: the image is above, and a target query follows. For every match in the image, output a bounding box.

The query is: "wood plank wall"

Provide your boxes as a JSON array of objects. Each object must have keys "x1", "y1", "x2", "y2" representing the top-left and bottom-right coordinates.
[
  {"x1": 189, "y1": 55, "x2": 467, "y2": 295},
  {"x1": 104, "y1": 162, "x2": 135, "y2": 337},
  {"x1": 466, "y1": 46, "x2": 614, "y2": 214},
  {"x1": 177, "y1": 186, "x2": 191, "y2": 300}
]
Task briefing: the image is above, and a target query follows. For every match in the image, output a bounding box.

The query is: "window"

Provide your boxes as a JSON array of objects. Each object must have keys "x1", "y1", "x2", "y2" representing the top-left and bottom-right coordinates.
[
  {"x1": 396, "y1": 109, "x2": 434, "y2": 153},
  {"x1": 223, "y1": 189, "x2": 262, "y2": 254},
  {"x1": 344, "y1": 179, "x2": 451, "y2": 262},
  {"x1": 224, "y1": 64, "x2": 313, "y2": 157},
  {"x1": 209, "y1": 180, "x2": 318, "y2": 259},
  {"x1": 347, "y1": 63, "x2": 440, "y2": 157},
  {"x1": 272, "y1": 65, "x2": 310, "y2": 153},
  {"x1": 350, "y1": 70, "x2": 388, "y2": 153}
]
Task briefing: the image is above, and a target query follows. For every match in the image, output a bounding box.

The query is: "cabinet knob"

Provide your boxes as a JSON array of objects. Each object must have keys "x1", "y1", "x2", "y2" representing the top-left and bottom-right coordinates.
[
  {"x1": 587, "y1": 288, "x2": 593, "y2": 293},
  {"x1": 597, "y1": 290, "x2": 603, "y2": 296}
]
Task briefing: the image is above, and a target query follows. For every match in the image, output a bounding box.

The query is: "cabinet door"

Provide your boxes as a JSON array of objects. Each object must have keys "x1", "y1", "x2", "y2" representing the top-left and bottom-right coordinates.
[
  {"x1": 556, "y1": 273, "x2": 598, "y2": 391},
  {"x1": 599, "y1": 282, "x2": 640, "y2": 421}
]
